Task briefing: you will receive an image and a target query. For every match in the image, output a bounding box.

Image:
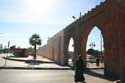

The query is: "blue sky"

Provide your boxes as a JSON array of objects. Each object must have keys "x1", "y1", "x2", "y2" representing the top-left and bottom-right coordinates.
[{"x1": 0, "y1": 0, "x2": 104, "y2": 50}]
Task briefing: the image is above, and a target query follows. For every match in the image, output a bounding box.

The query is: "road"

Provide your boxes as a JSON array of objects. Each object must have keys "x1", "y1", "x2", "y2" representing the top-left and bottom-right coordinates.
[
  {"x1": 0, "y1": 70, "x2": 75, "y2": 83},
  {"x1": 0, "y1": 69, "x2": 115, "y2": 83}
]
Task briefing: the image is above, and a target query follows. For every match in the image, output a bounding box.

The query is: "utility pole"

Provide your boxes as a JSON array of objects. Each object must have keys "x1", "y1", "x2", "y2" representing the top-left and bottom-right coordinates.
[
  {"x1": 72, "y1": 12, "x2": 82, "y2": 54},
  {"x1": 4, "y1": 41, "x2": 10, "y2": 67}
]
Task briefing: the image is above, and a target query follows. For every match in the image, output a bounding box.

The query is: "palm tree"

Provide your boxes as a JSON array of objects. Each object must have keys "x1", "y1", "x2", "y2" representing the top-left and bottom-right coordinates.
[{"x1": 29, "y1": 34, "x2": 41, "y2": 60}]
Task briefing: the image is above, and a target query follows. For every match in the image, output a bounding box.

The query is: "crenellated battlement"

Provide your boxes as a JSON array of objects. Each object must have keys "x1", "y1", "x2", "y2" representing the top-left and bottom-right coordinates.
[
  {"x1": 80, "y1": 0, "x2": 107, "y2": 23},
  {"x1": 64, "y1": 0, "x2": 125, "y2": 33},
  {"x1": 80, "y1": 0, "x2": 125, "y2": 24}
]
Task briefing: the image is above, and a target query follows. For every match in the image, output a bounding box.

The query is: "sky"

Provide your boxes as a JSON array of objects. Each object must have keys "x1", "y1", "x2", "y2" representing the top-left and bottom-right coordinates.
[{"x1": 0, "y1": 0, "x2": 104, "y2": 50}]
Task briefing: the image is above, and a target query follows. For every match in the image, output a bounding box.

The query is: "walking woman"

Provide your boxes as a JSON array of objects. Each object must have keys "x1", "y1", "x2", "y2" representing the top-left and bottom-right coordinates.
[{"x1": 74, "y1": 56, "x2": 86, "y2": 83}]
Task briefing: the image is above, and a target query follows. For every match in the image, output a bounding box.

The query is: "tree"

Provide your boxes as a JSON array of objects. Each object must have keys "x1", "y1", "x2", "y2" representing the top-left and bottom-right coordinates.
[
  {"x1": 29, "y1": 34, "x2": 41, "y2": 60},
  {"x1": 87, "y1": 48, "x2": 101, "y2": 57}
]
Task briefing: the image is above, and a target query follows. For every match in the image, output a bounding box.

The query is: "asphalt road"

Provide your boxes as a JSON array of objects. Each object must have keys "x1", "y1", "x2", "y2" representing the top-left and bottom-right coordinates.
[
  {"x1": 0, "y1": 70, "x2": 75, "y2": 83},
  {"x1": 0, "y1": 69, "x2": 113, "y2": 83}
]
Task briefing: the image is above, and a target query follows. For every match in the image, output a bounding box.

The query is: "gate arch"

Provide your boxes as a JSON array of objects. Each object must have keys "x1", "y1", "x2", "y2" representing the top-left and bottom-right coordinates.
[
  {"x1": 80, "y1": 23, "x2": 113, "y2": 76},
  {"x1": 64, "y1": 35, "x2": 76, "y2": 65},
  {"x1": 80, "y1": 25, "x2": 105, "y2": 60}
]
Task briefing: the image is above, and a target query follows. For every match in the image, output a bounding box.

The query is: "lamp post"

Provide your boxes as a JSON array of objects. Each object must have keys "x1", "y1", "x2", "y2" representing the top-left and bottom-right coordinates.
[
  {"x1": 4, "y1": 41, "x2": 10, "y2": 67},
  {"x1": 72, "y1": 12, "x2": 82, "y2": 59},
  {"x1": 100, "y1": 31, "x2": 103, "y2": 63},
  {"x1": 89, "y1": 42, "x2": 95, "y2": 49},
  {"x1": 72, "y1": 12, "x2": 81, "y2": 20}
]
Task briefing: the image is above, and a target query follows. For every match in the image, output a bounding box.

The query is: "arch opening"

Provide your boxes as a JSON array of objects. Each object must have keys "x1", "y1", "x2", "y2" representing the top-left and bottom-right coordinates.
[
  {"x1": 68, "y1": 37, "x2": 74, "y2": 66},
  {"x1": 86, "y1": 26, "x2": 104, "y2": 74}
]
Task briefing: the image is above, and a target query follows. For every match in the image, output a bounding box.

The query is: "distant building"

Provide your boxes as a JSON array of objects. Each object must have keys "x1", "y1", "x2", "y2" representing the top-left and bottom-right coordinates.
[{"x1": 10, "y1": 48, "x2": 28, "y2": 57}]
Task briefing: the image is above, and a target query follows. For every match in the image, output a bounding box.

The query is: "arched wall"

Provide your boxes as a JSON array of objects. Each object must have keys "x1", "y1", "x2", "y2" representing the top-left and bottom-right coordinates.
[
  {"x1": 63, "y1": 1, "x2": 125, "y2": 79},
  {"x1": 38, "y1": 0, "x2": 125, "y2": 80},
  {"x1": 78, "y1": 2, "x2": 124, "y2": 79},
  {"x1": 78, "y1": 8, "x2": 120, "y2": 79}
]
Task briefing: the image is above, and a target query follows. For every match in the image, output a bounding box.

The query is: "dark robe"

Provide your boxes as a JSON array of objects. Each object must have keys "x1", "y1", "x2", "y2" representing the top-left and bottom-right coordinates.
[{"x1": 74, "y1": 57, "x2": 85, "y2": 82}]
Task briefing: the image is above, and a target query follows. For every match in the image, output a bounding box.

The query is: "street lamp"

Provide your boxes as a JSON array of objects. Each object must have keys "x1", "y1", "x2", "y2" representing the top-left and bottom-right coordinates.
[
  {"x1": 89, "y1": 42, "x2": 95, "y2": 49},
  {"x1": 4, "y1": 41, "x2": 10, "y2": 67},
  {"x1": 72, "y1": 12, "x2": 81, "y2": 20},
  {"x1": 72, "y1": 16, "x2": 76, "y2": 19},
  {"x1": 72, "y1": 12, "x2": 82, "y2": 58}
]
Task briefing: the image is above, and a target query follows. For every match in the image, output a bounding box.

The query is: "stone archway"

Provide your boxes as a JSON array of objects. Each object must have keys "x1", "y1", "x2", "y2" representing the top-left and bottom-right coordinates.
[
  {"x1": 79, "y1": 18, "x2": 124, "y2": 79},
  {"x1": 86, "y1": 26, "x2": 104, "y2": 69},
  {"x1": 68, "y1": 37, "x2": 74, "y2": 66},
  {"x1": 64, "y1": 35, "x2": 75, "y2": 65},
  {"x1": 80, "y1": 24, "x2": 109, "y2": 73}
]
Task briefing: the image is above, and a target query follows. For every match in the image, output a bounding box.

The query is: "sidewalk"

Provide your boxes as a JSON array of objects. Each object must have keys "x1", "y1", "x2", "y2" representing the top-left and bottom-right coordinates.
[
  {"x1": 0, "y1": 54, "x2": 70, "y2": 69},
  {"x1": 87, "y1": 62, "x2": 104, "y2": 69}
]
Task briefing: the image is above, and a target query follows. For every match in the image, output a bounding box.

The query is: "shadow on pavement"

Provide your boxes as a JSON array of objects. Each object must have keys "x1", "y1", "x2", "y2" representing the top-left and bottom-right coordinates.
[
  {"x1": 84, "y1": 68, "x2": 117, "y2": 82},
  {"x1": 2, "y1": 56, "x2": 54, "y2": 65},
  {"x1": 25, "y1": 60, "x2": 52, "y2": 65}
]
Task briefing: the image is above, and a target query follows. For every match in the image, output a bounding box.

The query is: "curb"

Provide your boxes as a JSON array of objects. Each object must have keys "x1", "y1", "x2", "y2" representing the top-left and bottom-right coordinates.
[{"x1": 0, "y1": 67, "x2": 73, "y2": 70}]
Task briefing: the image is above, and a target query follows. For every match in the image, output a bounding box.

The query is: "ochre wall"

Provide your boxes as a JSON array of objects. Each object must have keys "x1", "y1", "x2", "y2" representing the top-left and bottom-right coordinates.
[
  {"x1": 37, "y1": 0, "x2": 125, "y2": 80},
  {"x1": 64, "y1": 0, "x2": 125, "y2": 80},
  {"x1": 37, "y1": 30, "x2": 64, "y2": 65}
]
